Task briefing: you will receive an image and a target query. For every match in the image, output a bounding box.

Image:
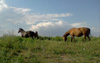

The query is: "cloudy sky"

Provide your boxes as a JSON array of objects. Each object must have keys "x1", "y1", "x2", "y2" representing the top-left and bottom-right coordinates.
[{"x1": 0, "y1": 0, "x2": 100, "y2": 37}]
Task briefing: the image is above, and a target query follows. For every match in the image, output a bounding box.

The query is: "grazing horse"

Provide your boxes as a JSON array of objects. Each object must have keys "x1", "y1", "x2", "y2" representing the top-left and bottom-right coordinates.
[
  {"x1": 18, "y1": 28, "x2": 38, "y2": 38},
  {"x1": 63, "y1": 27, "x2": 91, "y2": 42}
]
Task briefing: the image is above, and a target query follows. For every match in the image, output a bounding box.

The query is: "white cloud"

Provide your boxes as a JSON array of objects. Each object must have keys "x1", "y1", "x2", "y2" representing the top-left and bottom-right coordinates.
[
  {"x1": 0, "y1": 0, "x2": 72, "y2": 25},
  {"x1": 91, "y1": 27, "x2": 100, "y2": 37},
  {"x1": 23, "y1": 13, "x2": 72, "y2": 25},
  {"x1": 32, "y1": 13, "x2": 72, "y2": 18},
  {"x1": 0, "y1": 0, "x2": 73, "y2": 36},
  {"x1": 71, "y1": 22, "x2": 88, "y2": 27},
  {"x1": 0, "y1": 0, "x2": 31, "y2": 24},
  {"x1": 30, "y1": 21, "x2": 71, "y2": 36},
  {"x1": 30, "y1": 21, "x2": 100, "y2": 37},
  {"x1": 0, "y1": 0, "x2": 100, "y2": 37},
  {"x1": 0, "y1": 0, "x2": 8, "y2": 11}
]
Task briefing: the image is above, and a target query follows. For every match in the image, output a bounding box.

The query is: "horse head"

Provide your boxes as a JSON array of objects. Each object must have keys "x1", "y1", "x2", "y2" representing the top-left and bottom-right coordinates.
[
  {"x1": 63, "y1": 35, "x2": 67, "y2": 42},
  {"x1": 18, "y1": 28, "x2": 24, "y2": 33}
]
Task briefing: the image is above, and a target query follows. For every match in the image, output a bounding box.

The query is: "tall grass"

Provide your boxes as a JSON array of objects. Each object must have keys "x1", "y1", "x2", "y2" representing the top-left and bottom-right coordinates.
[{"x1": 0, "y1": 35, "x2": 100, "y2": 63}]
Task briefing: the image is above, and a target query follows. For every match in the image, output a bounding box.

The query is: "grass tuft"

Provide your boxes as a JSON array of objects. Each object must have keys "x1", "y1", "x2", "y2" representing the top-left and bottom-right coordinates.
[{"x1": 0, "y1": 35, "x2": 100, "y2": 63}]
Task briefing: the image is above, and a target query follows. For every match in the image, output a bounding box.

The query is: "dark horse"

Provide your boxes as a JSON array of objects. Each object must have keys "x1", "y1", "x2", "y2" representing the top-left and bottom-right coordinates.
[
  {"x1": 63, "y1": 27, "x2": 91, "y2": 42},
  {"x1": 18, "y1": 28, "x2": 38, "y2": 38}
]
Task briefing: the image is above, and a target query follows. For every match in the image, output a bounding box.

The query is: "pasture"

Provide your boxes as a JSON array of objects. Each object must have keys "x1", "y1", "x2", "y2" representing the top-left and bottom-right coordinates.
[{"x1": 0, "y1": 35, "x2": 100, "y2": 63}]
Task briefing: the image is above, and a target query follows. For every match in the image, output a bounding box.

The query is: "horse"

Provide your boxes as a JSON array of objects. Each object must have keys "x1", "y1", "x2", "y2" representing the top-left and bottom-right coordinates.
[
  {"x1": 18, "y1": 28, "x2": 38, "y2": 39},
  {"x1": 63, "y1": 27, "x2": 91, "y2": 42}
]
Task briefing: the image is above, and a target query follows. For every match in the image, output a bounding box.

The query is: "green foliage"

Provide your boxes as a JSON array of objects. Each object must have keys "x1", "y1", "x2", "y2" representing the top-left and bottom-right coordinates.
[{"x1": 0, "y1": 35, "x2": 100, "y2": 63}]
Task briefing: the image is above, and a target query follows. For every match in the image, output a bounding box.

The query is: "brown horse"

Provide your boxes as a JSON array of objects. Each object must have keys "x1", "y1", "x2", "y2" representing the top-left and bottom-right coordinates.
[
  {"x1": 18, "y1": 28, "x2": 38, "y2": 38},
  {"x1": 63, "y1": 27, "x2": 91, "y2": 42}
]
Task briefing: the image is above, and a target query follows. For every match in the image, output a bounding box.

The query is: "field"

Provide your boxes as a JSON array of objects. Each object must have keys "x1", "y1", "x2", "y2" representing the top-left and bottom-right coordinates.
[{"x1": 0, "y1": 35, "x2": 100, "y2": 63}]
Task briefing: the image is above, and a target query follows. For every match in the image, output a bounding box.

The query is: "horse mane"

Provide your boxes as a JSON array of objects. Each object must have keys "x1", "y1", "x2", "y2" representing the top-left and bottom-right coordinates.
[{"x1": 19, "y1": 28, "x2": 25, "y2": 32}]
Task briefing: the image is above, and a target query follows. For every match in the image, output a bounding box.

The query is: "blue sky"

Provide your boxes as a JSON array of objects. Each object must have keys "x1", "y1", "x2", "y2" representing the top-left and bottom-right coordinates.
[{"x1": 0, "y1": 0, "x2": 100, "y2": 36}]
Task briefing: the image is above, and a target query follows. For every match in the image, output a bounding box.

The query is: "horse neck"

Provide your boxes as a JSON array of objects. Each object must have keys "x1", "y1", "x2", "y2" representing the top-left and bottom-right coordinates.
[
  {"x1": 64, "y1": 32, "x2": 69, "y2": 37},
  {"x1": 20, "y1": 30, "x2": 25, "y2": 34}
]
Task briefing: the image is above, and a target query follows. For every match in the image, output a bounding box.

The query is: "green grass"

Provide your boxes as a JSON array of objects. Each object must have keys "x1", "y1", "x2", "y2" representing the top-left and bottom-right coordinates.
[{"x1": 0, "y1": 35, "x2": 100, "y2": 63}]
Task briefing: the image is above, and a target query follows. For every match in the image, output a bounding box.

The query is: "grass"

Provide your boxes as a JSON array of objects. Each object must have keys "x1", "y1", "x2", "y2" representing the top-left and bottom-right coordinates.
[{"x1": 0, "y1": 35, "x2": 100, "y2": 63}]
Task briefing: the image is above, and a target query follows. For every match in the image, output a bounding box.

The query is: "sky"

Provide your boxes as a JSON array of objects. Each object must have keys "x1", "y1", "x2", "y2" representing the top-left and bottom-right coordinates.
[{"x1": 0, "y1": 0, "x2": 100, "y2": 37}]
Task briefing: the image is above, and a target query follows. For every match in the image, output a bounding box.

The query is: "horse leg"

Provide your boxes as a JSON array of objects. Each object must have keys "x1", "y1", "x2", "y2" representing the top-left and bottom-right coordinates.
[
  {"x1": 73, "y1": 37, "x2": 75, "y2": 42},
  {"x1": 87, "y1": 35, "x2": 91, "y2": 41},
  {"x1": 83, "y1": 35, "x2": 86, "y2": 42},
  {"x1": 71, "y1": 37, "x2": 73, "y2": 42},
  {"x1": 21, "y1": 35, "x2": 24, "y2": 37},
  {"x1": 72, "y1": 36, "x2": 75, "y2": 42},
  {"x1": 32, "y1": 35, "x2": 34, "y2": 38},
  {"x1": 31, "y1": 36, "x2": 33, "y2": 38}
]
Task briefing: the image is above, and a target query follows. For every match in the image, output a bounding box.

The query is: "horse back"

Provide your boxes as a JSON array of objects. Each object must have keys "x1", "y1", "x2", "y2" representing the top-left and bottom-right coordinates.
[
  {"x1": 79, "y1": 27, "x2": 90, "y2": 35},
  {"x1": 26, "y1": 31, "x2": 35, "y2": 35},
  {"x1": 69, "y1": 27, "x2": 90, "y2": 36},
  {"x1": 69, "y1": 28, "x2": 82, "y2": 36},
  {"x1": 26, "y1": 31, "x2": 34, "y2": 33}
]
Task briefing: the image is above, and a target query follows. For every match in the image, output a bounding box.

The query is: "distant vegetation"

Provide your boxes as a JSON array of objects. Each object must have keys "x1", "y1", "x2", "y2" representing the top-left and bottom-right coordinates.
[{"x1": 0, "y1": 35, "x2": 100, "y2": 63}]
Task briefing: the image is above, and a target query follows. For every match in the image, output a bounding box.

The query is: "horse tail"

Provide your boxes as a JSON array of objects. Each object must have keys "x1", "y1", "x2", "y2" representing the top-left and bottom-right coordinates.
[
  {"x1": 35, "y1": 31, "x2": 38, "y2": 35},
  {"x1": 35, "y1": 31, "x2": 38, "y2": 38},
  {"x1": 88, "y1": 28, "x2": 91, "y2": 36}
]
